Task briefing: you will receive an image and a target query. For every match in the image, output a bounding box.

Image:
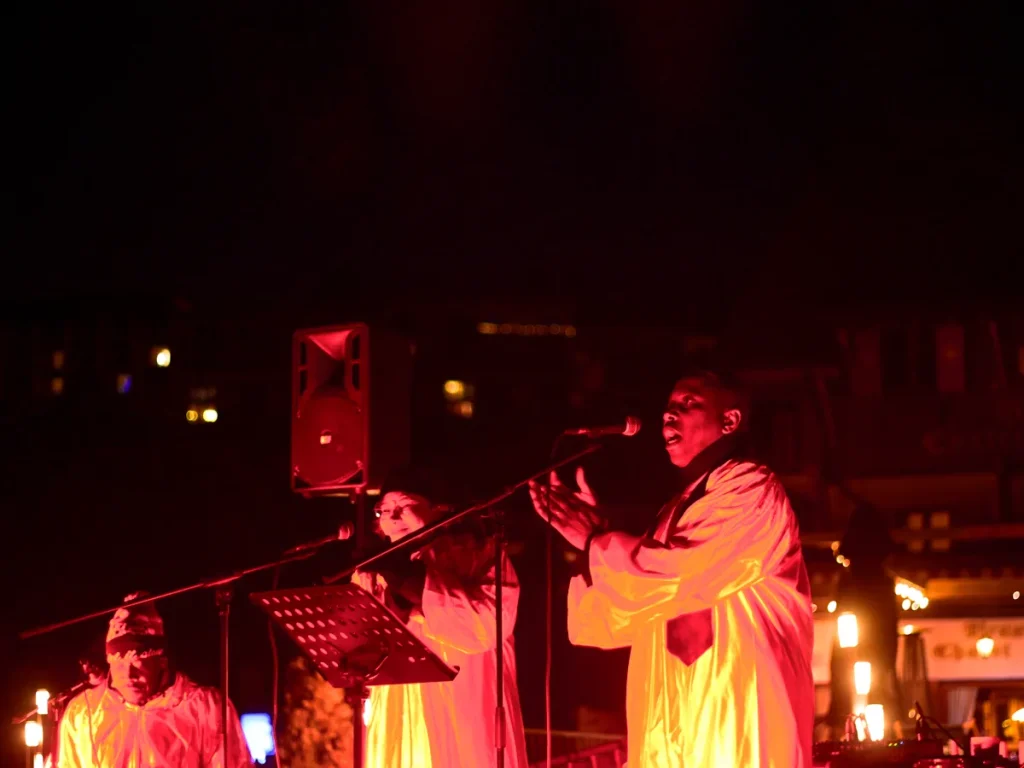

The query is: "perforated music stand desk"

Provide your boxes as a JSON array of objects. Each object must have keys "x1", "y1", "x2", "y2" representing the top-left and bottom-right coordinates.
[
  {"x1": 252, "y1": 583, "x2": 458, "y2": 768},
  {"x1": 251, "y1": 583, "x2": 458, "y2": 689}
]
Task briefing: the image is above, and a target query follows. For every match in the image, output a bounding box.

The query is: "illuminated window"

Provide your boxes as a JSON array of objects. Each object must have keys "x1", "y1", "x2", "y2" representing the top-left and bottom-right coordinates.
[
  {"x1": 117, "y1": 374, "x2": 132, "y2": 394},
  {"x1": 443, "y1": 380, "x2": 466, "y2": 400},
  {"x1": 150, "y1": 347, "x2": 171, "y2": 368}
]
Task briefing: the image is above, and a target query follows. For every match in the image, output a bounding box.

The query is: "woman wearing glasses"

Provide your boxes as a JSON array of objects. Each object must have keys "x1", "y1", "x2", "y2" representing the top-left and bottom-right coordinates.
[{"x1": 351, "y1": 468, "x2": 528, "y2": 768}]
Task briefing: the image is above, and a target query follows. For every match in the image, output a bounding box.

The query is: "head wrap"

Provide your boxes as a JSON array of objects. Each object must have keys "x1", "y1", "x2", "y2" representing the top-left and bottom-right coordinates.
[{"x1": 106, "y1": 592, "x2": 166, "y2": 661}]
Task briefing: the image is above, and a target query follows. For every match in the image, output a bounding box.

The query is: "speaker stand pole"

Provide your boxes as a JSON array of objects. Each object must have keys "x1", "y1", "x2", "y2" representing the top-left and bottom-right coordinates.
[{"x1": 494, "y1": 504, "x2": 506, "y2": 768}]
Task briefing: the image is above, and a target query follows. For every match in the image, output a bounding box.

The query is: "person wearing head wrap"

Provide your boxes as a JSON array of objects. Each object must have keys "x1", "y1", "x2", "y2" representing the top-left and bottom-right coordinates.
[
  {"x1": 58, "y1": 593, "x2": 251, "y2": 768},
  {"x1": 348, "y1": 467, "x2": 528, "y2": 768}
]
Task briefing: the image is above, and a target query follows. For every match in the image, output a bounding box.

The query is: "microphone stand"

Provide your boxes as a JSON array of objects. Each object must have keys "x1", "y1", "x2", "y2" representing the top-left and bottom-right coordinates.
[
  {"x1": 19, "y1": 549, "x2": 321, "y2": 767},
  {"x1": 323, "y1": 441, "x2": 603, "y2": 768}
]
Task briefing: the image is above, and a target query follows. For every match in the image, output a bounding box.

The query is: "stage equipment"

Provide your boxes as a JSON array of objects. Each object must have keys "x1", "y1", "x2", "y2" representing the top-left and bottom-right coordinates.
[
  {"x1": 252, "y1": 583, "x2": 457, "y2": 768},
  {"x1": 291, "y1": 323, "x2": 412, "y2": 497}
]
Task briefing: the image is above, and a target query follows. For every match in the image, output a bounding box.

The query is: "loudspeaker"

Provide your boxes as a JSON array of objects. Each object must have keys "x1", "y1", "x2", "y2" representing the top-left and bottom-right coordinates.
[{"x1": 291, "y1": 323, "x2": 412, "y2": 496}]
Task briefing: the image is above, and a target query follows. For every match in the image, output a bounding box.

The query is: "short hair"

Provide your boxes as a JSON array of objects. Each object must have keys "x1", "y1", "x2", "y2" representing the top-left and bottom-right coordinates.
[{"x1": 674, "y1": 367, "x2": 751, "y2": 429}]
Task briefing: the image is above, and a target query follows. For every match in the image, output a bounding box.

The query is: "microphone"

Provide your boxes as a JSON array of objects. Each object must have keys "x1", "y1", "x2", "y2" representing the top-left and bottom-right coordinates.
[
  {"x1": 285, "y1": 521, "x2": 355, "y2": 555},
  {"x1": 563, "y1": 416, "x2": 642, "y2": 438}
]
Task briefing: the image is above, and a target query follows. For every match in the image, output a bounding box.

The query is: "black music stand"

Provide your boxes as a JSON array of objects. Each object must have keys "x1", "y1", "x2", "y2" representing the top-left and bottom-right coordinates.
[{"x1": 251, "y1": 582, "x2": 459, "y2": 768}]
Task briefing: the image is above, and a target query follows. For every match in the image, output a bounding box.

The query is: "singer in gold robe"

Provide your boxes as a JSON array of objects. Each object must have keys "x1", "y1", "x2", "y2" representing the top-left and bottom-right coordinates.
[
  {"x1": 351, "y1": 471, "x2": 528, "y2": 768},
  {"x1": 530, "y1": 370, "x2": 815, "y2": 767}
]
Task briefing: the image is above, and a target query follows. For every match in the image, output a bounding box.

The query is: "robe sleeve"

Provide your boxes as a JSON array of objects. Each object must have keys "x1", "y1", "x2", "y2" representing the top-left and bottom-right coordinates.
[
  {"x1": 200, "y1": 690, "x2": 253, "y2": 768},
  {"x1": 568, "y1": 461, "x2": 798, "y2": 647},
  {"x1": 57, "y1": 701, "x2": 84, "y2": 768},
  {"x1": 417, "y1": 546, "x2": 519, "y2": 655}
]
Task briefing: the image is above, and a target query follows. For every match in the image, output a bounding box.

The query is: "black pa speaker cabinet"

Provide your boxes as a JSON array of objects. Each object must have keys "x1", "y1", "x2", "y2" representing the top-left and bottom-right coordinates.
[{"x1": 291, "y1": 323, "x2": 412, "y2": 496}]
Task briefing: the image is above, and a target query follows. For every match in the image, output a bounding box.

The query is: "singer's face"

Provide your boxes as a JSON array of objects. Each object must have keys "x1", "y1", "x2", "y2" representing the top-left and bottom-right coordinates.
[
  {"x1": 662, "y1": 377, "x2": 735, "y2": 468},
  {"x1": 109, "y1": 653, "x2": 168, "y2": 705},
  {"x1": 376, "y1": 491, "x2": 432, "y2": 542}
]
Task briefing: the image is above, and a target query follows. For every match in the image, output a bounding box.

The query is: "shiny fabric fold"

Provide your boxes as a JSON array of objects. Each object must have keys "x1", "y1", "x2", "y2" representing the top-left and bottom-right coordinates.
[
  {"x1": 58, "y1": 673, "x2": 251, "y2": 768},
  {"x1": 567, "y1": 459, "x2": 815, "y2": 767},
  {"x1": 364, "y1": 533, "x2": 528, "y2": 768}
]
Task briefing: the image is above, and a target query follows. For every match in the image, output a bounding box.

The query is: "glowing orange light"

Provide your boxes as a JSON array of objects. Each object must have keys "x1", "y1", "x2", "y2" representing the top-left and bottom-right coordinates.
[
  {"x1": 51, "y1": 377, "x2": 64, "y2": 395},
  {"x1": 201, "y1": 408, "x2": 218, "y2": 423},
  {"x1": 52, "y1": 350, "x2": 65, "y2": 370},
  {"x1": 25, "y1": 721, "x2": 42, "y2": 747},
  {"x1": 564, "y1": 325, "x2": 577, "y2": 337},
  {"x1": 443, "y1": 380, "x2": 466, "y2": 400},
  {"x1": 186, "y1": 409, "x2": 199, "y2": 422},
  {"x1": 903, "y1": 625, "x2": 914, "y2": 635},
  {"x1": 864, "y1": 704, "x2": 884, "y2": 741},
  {"x1": 827, "y1": 600, "x2": 837, "y2": 613},
  {"x1": 36, "y1": 689, "x2": 50, "y2": 715},
  {"x1": 854, "y1": 662, "x2": 871, "y2": 695},
  {"x1": 477, "y1": 322, "x2": 498, "y2": 335},
  {"x1": 837, "y1": 612, "x2": 859, "y2": 648},
  {"x1": 455, "y1": 401, "x2": 473, "y2": 418},
  {"x1": 151, "y1": 347, "x2": 171, "y2": 367},
  {"x1": 976, "y1": 636, "x2": 994, "y2": 658},
  {"x1": 320, "y1": 432, "x2": 332, "y2": 445}
]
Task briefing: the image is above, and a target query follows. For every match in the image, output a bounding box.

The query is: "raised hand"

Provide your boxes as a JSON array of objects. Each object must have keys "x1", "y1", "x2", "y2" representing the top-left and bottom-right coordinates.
[{"x1": 528, "y1": 466, "x2": 606, "y2": 550}]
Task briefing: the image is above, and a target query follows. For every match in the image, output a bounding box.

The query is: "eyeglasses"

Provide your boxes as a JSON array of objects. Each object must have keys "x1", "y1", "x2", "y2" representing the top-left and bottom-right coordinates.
[{"x1": 373, "y1": 503, "x2": 412, "y2": 519}]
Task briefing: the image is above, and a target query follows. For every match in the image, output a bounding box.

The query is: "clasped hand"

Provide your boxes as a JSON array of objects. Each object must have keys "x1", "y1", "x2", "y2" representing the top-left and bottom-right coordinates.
[
  {"x1": 528, "y1": 466, "x2": 605, "y2": 550},
  {"x1": 352, "y1": 569, "x2": 387, "y2": 597}
]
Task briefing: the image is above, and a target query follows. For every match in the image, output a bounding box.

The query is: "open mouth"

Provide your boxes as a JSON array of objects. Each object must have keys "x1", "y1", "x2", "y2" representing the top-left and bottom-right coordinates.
[{"x1": 663, "y1": 431, "x2": 681, "y2": 447}]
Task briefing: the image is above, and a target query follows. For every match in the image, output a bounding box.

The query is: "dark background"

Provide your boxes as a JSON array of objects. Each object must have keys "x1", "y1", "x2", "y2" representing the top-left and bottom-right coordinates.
[{"x1": 4, "y1": 0, "x2": 1020, "y2": 763}]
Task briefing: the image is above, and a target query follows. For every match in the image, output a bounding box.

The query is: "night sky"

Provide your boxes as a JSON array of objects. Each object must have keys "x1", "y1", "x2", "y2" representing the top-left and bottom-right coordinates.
[{"x1": 5, "y1": 0, "x2": 1021, "y2": 762}]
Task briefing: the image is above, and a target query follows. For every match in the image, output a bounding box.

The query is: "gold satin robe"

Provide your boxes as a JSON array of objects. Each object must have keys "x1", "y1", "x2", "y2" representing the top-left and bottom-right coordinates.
[
  {"x1": 364, "y1": 534, "x2": 528, "y2": 768},
  {"x1": 568, "y1": 459, "x2": 815, "y2": 767},
  {"x1": 58, "y1": 672, "x2": 251, "y2": 768}
]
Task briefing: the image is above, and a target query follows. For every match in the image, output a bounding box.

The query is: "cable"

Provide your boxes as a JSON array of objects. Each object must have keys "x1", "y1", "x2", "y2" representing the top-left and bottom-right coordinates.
[{"x1": 269, "y1": 565, "x2": 281, "y2": 764}]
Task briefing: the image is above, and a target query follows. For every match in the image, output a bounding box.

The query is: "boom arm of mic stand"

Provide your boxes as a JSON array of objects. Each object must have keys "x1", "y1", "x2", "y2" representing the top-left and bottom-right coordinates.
[
  {"x1": 323, "y1": 442, "x2": 603, "y2": 585},
  {"x1": 19, "y1": 550, "x2": 319, "y2": 640}
]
